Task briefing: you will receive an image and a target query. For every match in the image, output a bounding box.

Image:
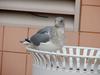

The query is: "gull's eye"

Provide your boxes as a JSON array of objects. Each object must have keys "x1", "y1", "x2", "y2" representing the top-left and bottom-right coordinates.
[{"x1": 60, "y1": 20, "x2": 63, "y2": 22}]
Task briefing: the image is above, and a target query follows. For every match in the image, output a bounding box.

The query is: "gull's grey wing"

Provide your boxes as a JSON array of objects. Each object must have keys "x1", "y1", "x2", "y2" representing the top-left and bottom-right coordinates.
[{"x1": 30, "y1": 26, "x2": 53, "y2": 46}]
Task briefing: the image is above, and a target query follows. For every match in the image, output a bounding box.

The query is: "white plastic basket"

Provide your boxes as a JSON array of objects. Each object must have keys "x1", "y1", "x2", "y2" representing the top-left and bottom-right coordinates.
[{"x1": 26, "y1": 46, "x2": 100, "y2": 75}]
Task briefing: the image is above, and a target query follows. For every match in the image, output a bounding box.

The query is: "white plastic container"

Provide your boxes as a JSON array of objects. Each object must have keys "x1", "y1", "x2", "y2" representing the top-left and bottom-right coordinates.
[{"x1": 26, "y1": 46, "x2": 100, "y2": 75}]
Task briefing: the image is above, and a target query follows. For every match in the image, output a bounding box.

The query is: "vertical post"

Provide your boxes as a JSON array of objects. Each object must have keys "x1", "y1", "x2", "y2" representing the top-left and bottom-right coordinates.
[{"x1": 74, "y1": 0, "x2": 81, "y2": 31}]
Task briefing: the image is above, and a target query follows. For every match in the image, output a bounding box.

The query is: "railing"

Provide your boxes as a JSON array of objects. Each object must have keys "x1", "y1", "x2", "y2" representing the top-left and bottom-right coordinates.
[{"x1": 26, "y1": 46, "x2": 100, "y2": 74}]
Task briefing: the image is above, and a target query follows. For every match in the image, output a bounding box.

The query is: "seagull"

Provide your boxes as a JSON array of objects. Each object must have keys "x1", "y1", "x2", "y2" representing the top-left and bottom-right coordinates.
[{"x1": 20, "y1": 17, "x2": 65, "y2": 52}]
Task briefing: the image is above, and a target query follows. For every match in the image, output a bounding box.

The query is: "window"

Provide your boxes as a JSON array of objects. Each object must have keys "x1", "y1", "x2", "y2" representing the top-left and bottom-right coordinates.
[{"x1": 0, "y1": 0, "x2": 80, "y2": 31}]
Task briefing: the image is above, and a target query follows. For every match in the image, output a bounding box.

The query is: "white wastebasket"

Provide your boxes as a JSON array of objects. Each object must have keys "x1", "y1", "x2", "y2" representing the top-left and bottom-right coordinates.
[{"x1": 26, "y1": 46, "x2": 100, "y2": 75}]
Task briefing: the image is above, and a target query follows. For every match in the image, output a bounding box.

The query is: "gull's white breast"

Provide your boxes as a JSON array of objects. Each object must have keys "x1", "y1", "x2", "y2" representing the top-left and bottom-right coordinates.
[{"x1": 38, "y1": 41, "x2": 59, "y2": 52}]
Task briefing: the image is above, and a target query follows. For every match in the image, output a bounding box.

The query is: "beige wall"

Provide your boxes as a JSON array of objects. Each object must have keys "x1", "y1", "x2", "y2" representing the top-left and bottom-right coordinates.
[{"x1": 80, "y1": 0, "x2": 100, "y2": 47}]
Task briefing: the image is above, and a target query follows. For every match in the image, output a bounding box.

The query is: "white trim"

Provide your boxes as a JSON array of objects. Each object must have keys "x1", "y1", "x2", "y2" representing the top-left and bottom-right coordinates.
[{"x1": 0, "y1": 1, "x2": 75, "y2": 15}]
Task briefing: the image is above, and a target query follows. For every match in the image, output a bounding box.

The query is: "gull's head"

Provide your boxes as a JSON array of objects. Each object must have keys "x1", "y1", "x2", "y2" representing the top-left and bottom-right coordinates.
[{"x1": 55, "y1": 17, "x2": 64, "y2": 28}]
